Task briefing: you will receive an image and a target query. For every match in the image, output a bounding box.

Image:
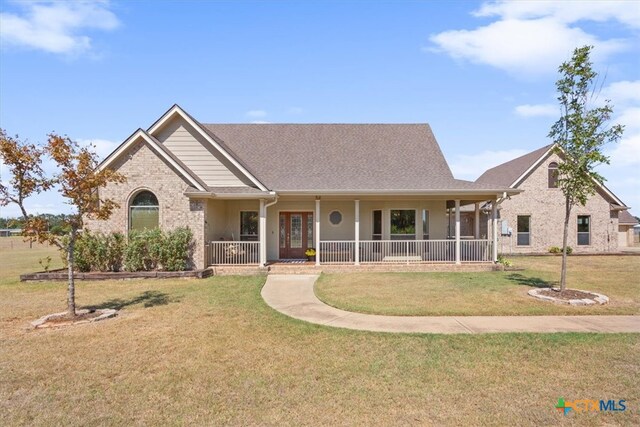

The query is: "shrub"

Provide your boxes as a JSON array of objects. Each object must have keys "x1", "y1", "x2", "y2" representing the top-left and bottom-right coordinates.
[
  {"x1": 63, "y1": 228, "x2": 193, "y2": 272},
  {"x1": 72, "y1": 231, "x2": 93, "y2": 272},
  {"x1": 161, "y1": 227, "x2": 193, "y2": 271},
  {"x1": 548, "y1": 246, "x2": 573, "y2": 255},
  {"x1": 63, "y1": 230, "x2": 126, "y2": 272},
  {"x1": 124, "y1": 227, "x2": 193, "y2": 271},
  {"x1": 103, "y1": 232, "x2": 126, "y2": 271},
  {"x1": 124, "y1": 230, "x2": 157, "y2": 272},
  {"x1": 496, "y1": 254, "x2": 513, "y2": 267}
]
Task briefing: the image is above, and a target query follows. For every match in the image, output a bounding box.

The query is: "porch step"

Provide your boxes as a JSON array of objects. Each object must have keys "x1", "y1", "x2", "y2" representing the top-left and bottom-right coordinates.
[{"x1": 209, "y1": 263, "x2": 499, "y2": 276}]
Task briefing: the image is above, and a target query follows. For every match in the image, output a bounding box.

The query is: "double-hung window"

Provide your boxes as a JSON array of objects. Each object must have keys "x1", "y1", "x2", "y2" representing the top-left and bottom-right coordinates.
[
  {"x1": 240, "y1": 211, "x2": 259, "y2": 241},
  {"x1": 372, "y1": 210, "x2": 382, "y2": 240},
  {"x1": 577, "y1": 215, "x2": 590, "y2": 245},
  {"x1": 548, "y1": 162, "x2": 559, "y2": 188},
  {"x1": 517, "y1": 215, "x2": 531, "y2": 246},
  {"x1": 390, "y1": 210, "x2": 416, "y2": 240}
]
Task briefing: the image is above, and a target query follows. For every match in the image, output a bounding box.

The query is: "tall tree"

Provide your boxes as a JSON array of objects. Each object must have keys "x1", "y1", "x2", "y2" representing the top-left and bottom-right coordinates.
[
  {"x1": 548, "y1": 46, "x2": 624, "y2": 291},
  {"x1": 0, "y1": 131, "x2": 125, "y2": 316}
]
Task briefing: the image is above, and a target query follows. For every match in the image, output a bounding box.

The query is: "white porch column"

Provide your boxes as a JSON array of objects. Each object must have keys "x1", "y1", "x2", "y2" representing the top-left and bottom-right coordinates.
[
  {"x1": 474, "y1": 202, "x2": 480, "y2": 239},
  {"x1": 491, "y1": 200, "x2": 498, "y2": 262},
  {"x1": 259, "y1": 199, "x2": 266, "y2": 267},
  {"x1": 354, "y1": 199, "x2": 360, "y2": 265},
  {"x1": 315, "y1": 197, "x2": 321, "y2": 266},
  {"x1": 455, "y1": 199, "x2": 461, "y2": 265}
]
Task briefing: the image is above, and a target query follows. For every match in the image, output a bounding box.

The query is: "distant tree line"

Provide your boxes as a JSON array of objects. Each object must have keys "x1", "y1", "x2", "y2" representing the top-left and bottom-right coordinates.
[{"x1": 0, "y1": 214, "x2": 72, "y2": 235}]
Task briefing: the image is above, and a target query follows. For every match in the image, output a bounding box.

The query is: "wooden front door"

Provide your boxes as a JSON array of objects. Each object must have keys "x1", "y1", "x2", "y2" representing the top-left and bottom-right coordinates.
[{"x1": 279, "y1": 212, "x2": 314, "y2": 259}]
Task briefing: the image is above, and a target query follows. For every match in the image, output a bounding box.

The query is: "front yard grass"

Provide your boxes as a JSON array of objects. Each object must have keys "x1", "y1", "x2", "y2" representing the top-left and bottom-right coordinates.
[
  {"x1": 315, "y1": 256, "x2": 640, "y2": 316},
  {"x1": 1, "y1": 239, "x2": 639, "y2": 425}
]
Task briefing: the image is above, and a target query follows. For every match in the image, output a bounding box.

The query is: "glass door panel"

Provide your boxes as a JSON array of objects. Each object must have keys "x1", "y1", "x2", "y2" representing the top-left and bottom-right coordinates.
[{"x1": 290, "y1": 214, "x2": 303, "y2": 248}]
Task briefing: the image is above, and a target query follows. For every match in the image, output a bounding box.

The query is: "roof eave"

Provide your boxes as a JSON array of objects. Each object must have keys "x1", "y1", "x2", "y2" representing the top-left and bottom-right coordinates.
[
  {"x1": 273, "y1": 189, "x2": 521, "y2": 197},
  {"x1": 97, "y1": 129, "x2": 207, "y2": 192},
  {"x1": 183, "y1": 190, "x2": 275, "y2": 199}
]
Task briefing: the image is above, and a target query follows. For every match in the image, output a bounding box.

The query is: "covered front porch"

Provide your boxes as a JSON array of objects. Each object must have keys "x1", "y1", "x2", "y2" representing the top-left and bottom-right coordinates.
[{"x1": 202, "y1": 194, "x2": 503, "y2": 267}]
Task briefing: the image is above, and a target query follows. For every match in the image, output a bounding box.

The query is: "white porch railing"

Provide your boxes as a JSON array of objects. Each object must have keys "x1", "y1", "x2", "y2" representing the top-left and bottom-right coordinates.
[
  {"x1": 205, "y1": 239, "x2": 492, "y2": 266},
  {"x1": 319, "y1": 239, "x2": 492, "y2": 264},
  {"x1": 360, "y1": 240, "x2": 454, "y2": 263},
  {"x1": 460, "y1": 239, "x2": 493, "y2": 263},
  {"x1": 207, "y1": 241, "x2": 259, "y2": 265},
  {"x1": 319, "y1": 241, "x2": 356, "y2": 264}
]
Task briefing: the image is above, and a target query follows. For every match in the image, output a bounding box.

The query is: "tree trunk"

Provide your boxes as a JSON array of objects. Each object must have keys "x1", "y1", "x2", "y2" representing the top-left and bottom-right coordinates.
[
  {"x1": 560, "y1": 195, "x2": 572, "y2": 291},
  {"x1": 67, "y1": 228, "x2": 77, "y2": 317}
]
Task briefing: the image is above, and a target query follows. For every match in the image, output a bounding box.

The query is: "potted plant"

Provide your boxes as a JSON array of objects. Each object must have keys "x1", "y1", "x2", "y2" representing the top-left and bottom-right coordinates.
[{"x1": 305, "y1": 248, "x2": 316, "y2": 262}]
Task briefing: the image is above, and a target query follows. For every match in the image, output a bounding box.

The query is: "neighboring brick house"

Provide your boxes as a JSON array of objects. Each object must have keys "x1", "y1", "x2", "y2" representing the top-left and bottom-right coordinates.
[
  {"x1": 618, "y1": 210, "x2": 639, "y2": 248},
  {"x1": 475, "y1": 145, "x2": 635, "y2": 254}
]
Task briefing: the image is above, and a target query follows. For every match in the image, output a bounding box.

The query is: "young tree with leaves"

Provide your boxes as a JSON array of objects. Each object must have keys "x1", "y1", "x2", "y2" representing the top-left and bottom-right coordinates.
[
  {"x1": 0, "y1": 130, "x2": 51, "y2": 220},
  {"x1": 549, "y1": 46, "x2": 624, "y2": 291},
  {"x1": 0, "y1": 131, "x2": 125, "y2": 316}
]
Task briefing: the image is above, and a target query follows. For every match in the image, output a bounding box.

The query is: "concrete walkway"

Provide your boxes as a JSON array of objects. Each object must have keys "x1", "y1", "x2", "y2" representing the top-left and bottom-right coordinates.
[{"x1": 261, "y1": 275, "x2": 640, "y2": 334}]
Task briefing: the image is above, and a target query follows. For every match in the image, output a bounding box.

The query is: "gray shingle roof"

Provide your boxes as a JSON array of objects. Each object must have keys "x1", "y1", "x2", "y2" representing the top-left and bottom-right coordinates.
[
  {"x1": 201, "y1": 124, "x2": 505, "y2": 192},
  {"x1": 476, "y1": 144, "x2": 553, "y2": 187},
  {"x1": 619, "y1": 209, "x2": 638, "y2": 225}
]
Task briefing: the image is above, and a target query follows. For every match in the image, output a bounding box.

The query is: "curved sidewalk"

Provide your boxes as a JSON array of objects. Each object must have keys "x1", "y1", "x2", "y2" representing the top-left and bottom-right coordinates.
[{"x1": 261, "y1": 275, "x2": 640, "y2": 334}]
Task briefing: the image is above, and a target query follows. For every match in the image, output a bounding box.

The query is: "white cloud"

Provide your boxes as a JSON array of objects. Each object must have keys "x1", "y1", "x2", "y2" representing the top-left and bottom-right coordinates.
[
  {"x1": 450, "y1": 149, "x2": 529, "y2": 180},
  {"x1": 475, "y1": 1, "x2": 640, "y2": 29},
  {"x1": 515, "y1": 103, "x2": 558, "y2": 118},
  {"x1": 246, "y1": 110, "x2": 267, "y2": 118},
  {"x1": 602, "y1": 80, "x2": 640, "y2": 108},
  {"x1": 602, "y1": 80, "x2": 640, "y2": 167},
  {"x1": 609, "y1": 133, "x2": 640, "y2": 167},
  {"x1": 428, "y1": 1, "x2": 633, "y2": 76},
  {"x1": 0, "y1": 0, "x2": 119, "y2": 55}
]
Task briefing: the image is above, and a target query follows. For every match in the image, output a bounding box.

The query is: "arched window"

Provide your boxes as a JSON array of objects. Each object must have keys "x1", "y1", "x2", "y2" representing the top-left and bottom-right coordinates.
[
  {"x1": 548, "y1": 162, "x2": 559, "y2": 188},
  {"x1": 129, "y1": 190, "x2": 159, "y2": 231}
]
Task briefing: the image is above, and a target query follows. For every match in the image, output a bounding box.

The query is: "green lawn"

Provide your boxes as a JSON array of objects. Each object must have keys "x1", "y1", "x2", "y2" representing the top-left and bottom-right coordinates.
[
  {"x1": 315, "y1": 256, "x2": 640, "y2": 316},
  {"x1": 1, "y1": 238, "x2": 639, "y2": 425}
]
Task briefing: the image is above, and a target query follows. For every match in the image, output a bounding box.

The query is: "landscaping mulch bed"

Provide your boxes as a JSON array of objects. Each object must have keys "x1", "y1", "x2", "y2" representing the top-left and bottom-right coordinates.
[
  {"x1": 537, "y1": 289, "x2": 598, "y2": 301},
  {"x1": 45, "y1": 311, "x2": 103, "y2": 324},
  {"x1": 31, "y1": 308, "x2": 118, "y2": 329},
  {"x1": 21, "y1": 268, "x2": 212, "y2": 281},
  {"x1": 528, "y1": 288, "x2": 609, "y2": 306}
]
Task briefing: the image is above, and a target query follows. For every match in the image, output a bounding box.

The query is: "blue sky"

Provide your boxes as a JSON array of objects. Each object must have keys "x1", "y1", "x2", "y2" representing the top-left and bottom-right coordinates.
[{"x1": 1, "y1": 0, "x2": 639, "y2": 218}]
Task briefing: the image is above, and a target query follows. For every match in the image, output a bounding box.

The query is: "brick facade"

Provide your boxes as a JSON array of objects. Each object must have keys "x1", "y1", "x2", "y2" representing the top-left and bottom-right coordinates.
[
  {"x1": 84, "y1": 139, "x2": 207, "y2": 269},
  {"x1": 497, "y1": 152, "x2": 618, "y2": 254}
]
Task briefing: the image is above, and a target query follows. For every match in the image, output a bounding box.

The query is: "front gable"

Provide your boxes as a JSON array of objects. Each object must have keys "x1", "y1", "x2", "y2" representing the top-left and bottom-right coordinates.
[
  {"x1": 514, "y1": 147, "x2": 626, "y2": 208},
  {"x1": 147, "y1": 105, "x2": 267, "y2": 191},
  {"x1": 151, "y1": 114, "x2": 254, "y2": 188},
  {"x1": 99, "y1": 129, "x2": 206, "y2": 191}
]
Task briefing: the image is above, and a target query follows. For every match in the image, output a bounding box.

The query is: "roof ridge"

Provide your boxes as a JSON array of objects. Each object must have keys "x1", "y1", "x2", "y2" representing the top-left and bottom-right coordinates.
[{"x1": 475, "y1": 144, "x2": 553, "y2": 187}]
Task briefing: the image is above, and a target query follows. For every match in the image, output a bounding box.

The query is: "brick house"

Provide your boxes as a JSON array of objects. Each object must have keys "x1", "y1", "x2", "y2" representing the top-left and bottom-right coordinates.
[
  {"x1": 86, "y1": 105, "x2": 523, "y2": 269},
  {"x1": 87, "y1": 105, "x2": 634, "y2": 269},
  {"x1": 475, "y1": 145, "x2": 636, "y2": 254}
]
